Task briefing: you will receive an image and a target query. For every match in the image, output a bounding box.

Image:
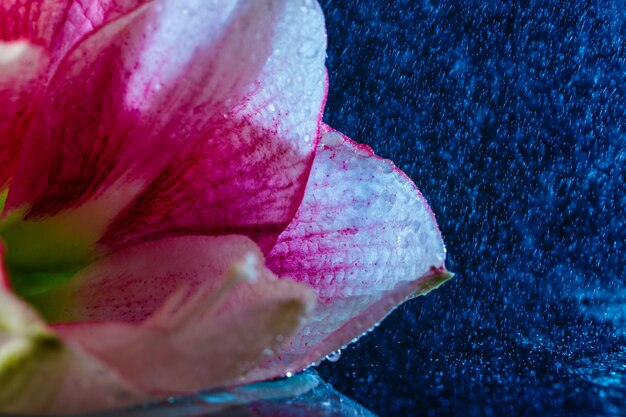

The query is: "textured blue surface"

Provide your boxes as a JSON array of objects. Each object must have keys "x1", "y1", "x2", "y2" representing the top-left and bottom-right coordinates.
[
  {"x1": 316, "y1": 1, "x2": 626, "y2": 416},
  {"x1": 0, "y1": 371, "x2": 374, "y2": 417}
]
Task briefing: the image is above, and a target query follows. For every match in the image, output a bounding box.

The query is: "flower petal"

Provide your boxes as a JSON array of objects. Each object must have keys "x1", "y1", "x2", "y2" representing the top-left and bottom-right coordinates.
[
  {"x1": 101, "y1": 0, "x2": 327, "y2": 253},
  {"x1": 256, "y1": 126, "x2": 450, "y2": 374},
  {"x1": 0, "y1": 247, "x2": 147, "y2": 415},
  {"x1": 0, "y1": 0, "x2": 150, "y2": 66},
  {"x1": 48, "y1": 236, "x2": 316, "y2": 393},
  {"x1": 6, "y1": 0, "x2": 288, "y2": 220},
  {"x1": 0, "y1": 41, "x2": 47, "y2": 187},
  {"x1": 0, "y1": 2, "x2": 151, "y2": 188},
  {"x1": 54, "y1": 293, "x2": 311, "y2": 394},
  {"x1": 30, "y1": 235, "x2": 312, "y2": 324},
  {"x1": 0, "y1": 339, "x2": 148, "y2": 415}
]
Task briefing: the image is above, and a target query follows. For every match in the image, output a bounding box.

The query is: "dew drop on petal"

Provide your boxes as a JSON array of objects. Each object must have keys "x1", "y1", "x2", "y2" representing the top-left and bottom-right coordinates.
[
  {"x1": 298, "y1": 42, "x2": 319, "y2": 59},
  {"x1": 353, "y1": 147, "x2": 370, "y2": 158},
  {"x1": 326, "y1": 349, "x2": 342, "y2": 363}
]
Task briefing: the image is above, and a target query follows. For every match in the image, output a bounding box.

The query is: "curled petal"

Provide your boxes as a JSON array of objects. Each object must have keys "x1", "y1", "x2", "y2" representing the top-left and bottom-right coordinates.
[
  {"x1": 31, "y1": 235, "x2": 312, "y2": 324},
  {"x1": 0, "y1": 247, "x2": 146, "y2": 415},
  {"x1": 1, "y1": 237, "x2": 316, "y2": 412},
  {"x1": 256, "y1": 126, "x2": 450, "y2": 374},
  {"x1": 54, "y1": 293, "x2": 312, "y2": 394},
  {"x1": 47, "y1": 236, "x2": 316, "y2": 393},
  {"x1": 101, "y1": 0, "x2": 328, "y2": 253}
]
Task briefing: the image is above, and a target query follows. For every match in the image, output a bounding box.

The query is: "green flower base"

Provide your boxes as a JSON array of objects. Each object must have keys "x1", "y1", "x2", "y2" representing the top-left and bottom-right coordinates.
[{"x1": 1, "y1": 371, "x2": 376, "y2": 417}]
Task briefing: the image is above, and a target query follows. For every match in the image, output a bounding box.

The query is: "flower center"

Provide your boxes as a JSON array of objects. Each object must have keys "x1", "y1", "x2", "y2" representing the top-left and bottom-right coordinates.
[
  {"x1": 0, "y1": 212, "x2": 98, "y2": 300},
  {"x1": 0, "y1": 184, "x2": 141, "y2": 304}
]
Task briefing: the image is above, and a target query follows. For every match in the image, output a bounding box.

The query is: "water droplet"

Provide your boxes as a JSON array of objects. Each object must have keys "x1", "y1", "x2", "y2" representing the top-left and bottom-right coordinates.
[
  {"x1": 285, "y1": 372, "x2": 293, "y2": 378},
  {"x1": 323, "y1": 132, "x2": 343, "y2": 146},
  {"x1": 376, "y1": 161, "x2": 394, "y2": 174},
  {"x1": 353, "y1": 145, "x2": 371, "y2": 157},
  {"x1": 268, "y1": 103, "x2": 276, "y2": 113},
  {"x1": 326, "y1": 349, "x2": 342, "y2": 363},
  {"x1": 298, "y1": 39, "x2": 319, "y2": 59}
]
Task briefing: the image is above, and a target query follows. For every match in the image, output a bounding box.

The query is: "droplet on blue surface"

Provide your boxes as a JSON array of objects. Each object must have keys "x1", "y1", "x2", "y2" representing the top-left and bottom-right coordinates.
[{"x1": 326, "y1": 349, "x2": 342, "y2": 363}]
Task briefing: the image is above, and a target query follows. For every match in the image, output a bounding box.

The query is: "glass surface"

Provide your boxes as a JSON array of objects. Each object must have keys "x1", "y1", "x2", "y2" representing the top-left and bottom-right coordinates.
[{"x1": 0, "y1": 371, "x2": 376, "y2": 417}]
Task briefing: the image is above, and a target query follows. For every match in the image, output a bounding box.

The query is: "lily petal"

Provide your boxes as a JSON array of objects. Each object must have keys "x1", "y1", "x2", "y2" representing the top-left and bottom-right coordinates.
[
  {"x1": 47, "y1": 236, "x2": 316, "y2": 393},
  {"x1": 0, "y1": 41, "x2": 47, "y2": 188},
  {"x1": 0, "y1": 1, "x2": 151, "y2": 188},
  {"x1": 257, "y1": 126, "x2": 449, "y2": 374},
  {"x1": 0, "y1": 247, "x2": 146, "y2": 415},
  {"x1": 54, "y1": 292, "x2": 312, "y2": 394},
  {"x1": 6, "y1": 0, "x2": 287, "y2": 221},
  {"x1": 32, "y1": 235, "x2": 311, "y2": 324},
  {"x1": 0, "y1": 0, "x2": 150, "y2": 67},
  {"x1": 101, "y1": 0, "x2": 327, "y2": 253}
]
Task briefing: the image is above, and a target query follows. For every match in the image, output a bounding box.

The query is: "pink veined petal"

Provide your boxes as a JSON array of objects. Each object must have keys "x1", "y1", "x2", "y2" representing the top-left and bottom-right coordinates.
[
  {"x1": 33, "y1": 234, "x2": 248, "y2": 323},
  {"x1": 54, "y1": 293, "x2": 312, "y2": 395},
  {"x1": 47, "y1": 236, "x2": 316, "y2": 393},
  {"x1": 0, "y1": 1, "x2": 148, "y2": 190},
  {"x1": 0, "y1": 41, "x2": 48, "y2": 188},
  {"x1": 100, "y1": 0, "x2": 328, "y2": 253},
  {"x1": 0, "y1": 247, "x2": 147, "y2": 415},
  {"x1": 25, "y1": 235, "x2": 309, "y2": 326},
  {"x1": 32, "y1": 235, "x2": 311, "y2": 324},
  {"x1": 0, "y1": 0, "x2": 151, "y2": 69},
  {"x1": 5, "y1": 0, "x2": 287, "y2": 220},
  {"x1": 253, "y1": 125, "x2": 450, "y2": 376}
]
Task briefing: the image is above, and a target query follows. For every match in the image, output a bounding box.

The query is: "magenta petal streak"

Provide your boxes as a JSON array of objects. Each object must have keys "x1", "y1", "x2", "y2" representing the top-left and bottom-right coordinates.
[
  {"x1": 0, "y1": 1, "x2": 149, "y2": 188},
  {"x1": 101, "y1": 0, "x2": 328, "y2": 253},
  {"x1": 5, "y1": 0, "x2": 288, "y2": 218},
  {"x1": 258, "y1": 126, "x2": 447, "y2": 374}
]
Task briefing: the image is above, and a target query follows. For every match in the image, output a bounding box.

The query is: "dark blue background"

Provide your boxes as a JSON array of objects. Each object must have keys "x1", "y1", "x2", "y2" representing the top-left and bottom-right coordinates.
[{"x1": 316, "y1": 1, "x2": 626, "y2": 416}]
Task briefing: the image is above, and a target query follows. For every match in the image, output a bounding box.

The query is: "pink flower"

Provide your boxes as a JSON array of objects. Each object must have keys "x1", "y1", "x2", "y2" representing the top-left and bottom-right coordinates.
[{"x1": 0, "y1": 0, "x2": 450, "y2": 414}]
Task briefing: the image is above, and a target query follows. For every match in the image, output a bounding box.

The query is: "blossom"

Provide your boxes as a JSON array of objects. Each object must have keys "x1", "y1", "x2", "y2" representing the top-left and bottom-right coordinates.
[{"x1": 0, "y1": 0, "x2": 450, "y2": 414}]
